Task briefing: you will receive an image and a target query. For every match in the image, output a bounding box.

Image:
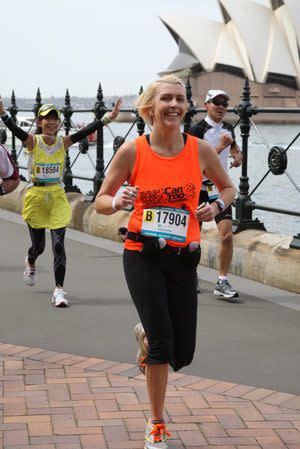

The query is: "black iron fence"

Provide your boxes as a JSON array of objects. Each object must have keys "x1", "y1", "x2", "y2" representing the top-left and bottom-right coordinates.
[{"x1": 1, "y1": 79, "x2": 299, "y2": 249}]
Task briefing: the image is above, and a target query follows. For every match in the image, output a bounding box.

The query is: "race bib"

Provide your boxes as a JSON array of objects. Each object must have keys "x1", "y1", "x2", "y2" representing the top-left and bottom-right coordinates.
[
  {"x1": 141, "y1": 207, "x2": 190, "y2": 242},
  {"x1": 207, "y1": 183, "x2": 218, "y2": 201},
  {"x1": 34, "y1": 163, "x2": 60, "y2": 183}
]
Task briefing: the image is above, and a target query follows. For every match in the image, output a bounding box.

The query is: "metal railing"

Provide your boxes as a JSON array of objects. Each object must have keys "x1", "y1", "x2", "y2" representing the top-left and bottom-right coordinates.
[
  {"x1": 1, "y1": 79, "x2": 299, "y2": 249},
  {"x1": 184, "y1": 78, "x2": 300, "y2": 250}
]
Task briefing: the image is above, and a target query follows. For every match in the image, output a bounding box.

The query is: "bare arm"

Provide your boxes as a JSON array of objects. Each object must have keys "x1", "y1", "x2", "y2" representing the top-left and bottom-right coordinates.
[
  {"x1": 94, "y1": 139, "x2": 138, "y2": 215},
  {"x1": 229, "y1": 142, "x2": 242, "y2": 168},
  {"x1": 215, "y1": 133, "x2": 233, "y2": 154},
  {"x1": 196, "y1": 139, "x2": 236, "y2": 222},
  {"x1": 0, "y1": 177, "x2": 20, "y2": 194}
]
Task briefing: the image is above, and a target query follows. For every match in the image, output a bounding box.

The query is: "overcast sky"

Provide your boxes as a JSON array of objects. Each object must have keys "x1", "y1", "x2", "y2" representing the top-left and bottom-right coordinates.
[{"x1": 2, "y1": 0, "x2": 266, "y2": 98}]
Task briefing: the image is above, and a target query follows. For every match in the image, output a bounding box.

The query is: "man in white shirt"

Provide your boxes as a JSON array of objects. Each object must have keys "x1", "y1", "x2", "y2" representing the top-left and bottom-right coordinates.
[{"x1": 189, "y1": 89, "x2": 242, "y2": 301}]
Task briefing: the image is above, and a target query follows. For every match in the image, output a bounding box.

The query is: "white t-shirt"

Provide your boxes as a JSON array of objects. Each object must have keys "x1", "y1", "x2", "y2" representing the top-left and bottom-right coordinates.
[
  {"x1": 202, "y1": 116, "x2": 232, "y2": 175},
  {"x1": 0, "y1": 144, "x2": 14, "y2": 179}
]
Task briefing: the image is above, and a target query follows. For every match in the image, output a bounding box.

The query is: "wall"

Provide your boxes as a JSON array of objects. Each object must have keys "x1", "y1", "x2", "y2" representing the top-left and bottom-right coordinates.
[{"x1": 1, "y1": 182, "x2": 299, "y2": 294}]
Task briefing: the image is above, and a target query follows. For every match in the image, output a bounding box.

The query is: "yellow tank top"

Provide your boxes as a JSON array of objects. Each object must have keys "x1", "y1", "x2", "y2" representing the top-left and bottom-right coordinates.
[{"x1": 29, "y1": 135, "x2": 65, "y2": 184}]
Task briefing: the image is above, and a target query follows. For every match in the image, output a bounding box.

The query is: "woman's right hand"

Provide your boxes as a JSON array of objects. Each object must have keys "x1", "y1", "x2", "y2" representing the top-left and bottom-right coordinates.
[{"x1": 114, "y1": 185, "x2": 139, "y2": 210}]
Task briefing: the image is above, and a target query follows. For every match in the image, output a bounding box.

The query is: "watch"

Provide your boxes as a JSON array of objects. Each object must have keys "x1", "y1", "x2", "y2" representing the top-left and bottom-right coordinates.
[{"x1": 215, "y1": 198, "x2": 225, "y2": 213}]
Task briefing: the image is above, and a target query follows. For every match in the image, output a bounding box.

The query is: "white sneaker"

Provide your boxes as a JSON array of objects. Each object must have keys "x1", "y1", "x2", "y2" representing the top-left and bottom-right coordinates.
[
  {"x1": 51, "y1": 287, "x2": 69, "y2": 307},
  {"x1": 23, "y1": 256, "x2": 36, "y2": 286},
  {"x1": 144, "y1": 420, "x2": 170, "y2": 449}
]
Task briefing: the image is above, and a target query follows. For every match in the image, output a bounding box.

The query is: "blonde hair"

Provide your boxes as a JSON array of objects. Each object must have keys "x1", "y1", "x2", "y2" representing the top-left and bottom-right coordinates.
[{"x1": 135, "y1": 75, "x2": 188, "y2": 125}]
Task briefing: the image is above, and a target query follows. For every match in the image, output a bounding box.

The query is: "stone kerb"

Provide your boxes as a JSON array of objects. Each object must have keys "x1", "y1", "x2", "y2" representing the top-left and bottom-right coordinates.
[
  {"x1": 200, "y1": 227, "x2": 300, "y2": 293},
  {"x1": 1, "y1": 181, "x2": 299, "y2": 294}
]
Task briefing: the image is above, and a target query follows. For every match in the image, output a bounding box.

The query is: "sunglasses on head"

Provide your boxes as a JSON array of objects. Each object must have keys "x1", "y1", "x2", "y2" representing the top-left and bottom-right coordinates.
[
  {"x1": 38, "y1": 104, "x2": 61, "y2": 118},
  {"x1": 209, "y1": 98, "x2": 229, "y2": 108}
]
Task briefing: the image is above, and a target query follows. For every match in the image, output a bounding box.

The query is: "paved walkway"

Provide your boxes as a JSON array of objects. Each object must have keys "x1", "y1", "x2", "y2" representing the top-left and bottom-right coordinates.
[
  {"x1": 1, "y1": 209, "x2": 300, "y2": 447},
  {"x1": 0, "y1": 342, "x2": 300, "y2": 449}
]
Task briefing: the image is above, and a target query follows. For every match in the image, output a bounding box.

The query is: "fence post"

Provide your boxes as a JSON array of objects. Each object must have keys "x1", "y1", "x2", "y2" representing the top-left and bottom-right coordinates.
[
  {"x1": 136, "y1": 86, "x2": 145, "y2": 136},
  {"x1": 0, "y1": 128, "x2": 7, "y2": 144},
  {"x1": 184, "y1": 78, "x2": 197, "y2": 132},
  {"x1": 290, "y1": 233, "x2": 300, "y2": 249},
  {"x1": 232, "y1": 78, "x2": 266, "y2": 233},
  {"x1": 62, "y1": 90, "x2": 80, "y2": 192},
  {"x1": 8, "y1": 90, "x2": 18, "y2": 164},
  {"x1": 93, "y1": 83, "x2": 106, "y2": 196},
  {"x1": 33, "y1": 88, "x2": 42, "y2": 118}
]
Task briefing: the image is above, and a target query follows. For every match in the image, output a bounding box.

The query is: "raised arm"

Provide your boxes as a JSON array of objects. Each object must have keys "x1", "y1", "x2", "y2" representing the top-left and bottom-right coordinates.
[
  {"x1": 0, "y1": 96, "x2": 34, "y2": 149},
  {"x1": 63, "y1": 98, "x2": 122, "y2": 149},
  {"x1": 94, "y1": 139, "x2": 138, "y2": 215}
]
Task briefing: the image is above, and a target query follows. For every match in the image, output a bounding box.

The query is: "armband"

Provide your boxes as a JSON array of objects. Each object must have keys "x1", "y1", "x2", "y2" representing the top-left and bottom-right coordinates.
[
  {"x1": 101, "y1": 112, "x2": 112, "y2": 126},
  {"x1": 112, "y1": 196, "x2": 118, "y2": 210},
  {"x1": 215, "y1": 198, "x2": 225, "y2": 213},
  {"x1": 0, "y1": 185, "x2": 6, "y2": 196},
  {"x1": 1, "y1": 114, "x2": 29, "y2": 142}
]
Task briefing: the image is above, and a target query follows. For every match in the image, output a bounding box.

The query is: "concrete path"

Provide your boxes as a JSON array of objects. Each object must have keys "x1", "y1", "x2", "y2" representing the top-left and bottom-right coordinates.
[
  {"x1": 0, "y1": 209, "x2": 299, "y2": 395},
  {"x1": 1, "y1": 208, "x2": 300, "y2": 447}
]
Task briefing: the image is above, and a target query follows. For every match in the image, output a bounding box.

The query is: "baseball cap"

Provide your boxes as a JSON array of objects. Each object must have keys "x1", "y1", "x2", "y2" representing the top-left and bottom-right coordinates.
[
  {"x1": 205, "y1": 90, "x2": 230, "y2": 102},
  {"x1": 38, "y1": 104, "x2": 61, "y2": 118}
]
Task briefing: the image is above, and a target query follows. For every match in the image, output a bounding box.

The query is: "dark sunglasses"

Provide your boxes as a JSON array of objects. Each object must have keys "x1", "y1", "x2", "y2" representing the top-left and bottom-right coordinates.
[{"x1": 209, "y1": 98, "x2": 229, "y2": 108}]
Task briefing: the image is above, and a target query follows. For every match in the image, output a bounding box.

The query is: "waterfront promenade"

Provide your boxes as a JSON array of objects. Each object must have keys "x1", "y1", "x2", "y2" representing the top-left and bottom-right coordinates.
[{"x1": 1, "y1": 208, "x2": 300, "y2": 448}]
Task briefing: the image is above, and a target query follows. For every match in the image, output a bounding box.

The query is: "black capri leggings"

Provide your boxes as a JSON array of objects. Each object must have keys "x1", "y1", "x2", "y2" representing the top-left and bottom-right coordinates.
[
  {"x1": 123, "y1": 248, "x2": 200, "y2": 372},
  {"x1": 27, "y1": 225, "x2": 67, "y2": 287}
]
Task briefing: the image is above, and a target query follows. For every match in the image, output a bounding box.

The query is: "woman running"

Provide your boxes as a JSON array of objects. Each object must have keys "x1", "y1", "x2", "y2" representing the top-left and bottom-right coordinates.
[
  {"x1": 0, "y1": 96, "x2": 121, "y2": 307},
  {"x1": 94, "y1": 75, "x2": 235, "y2": 449}
]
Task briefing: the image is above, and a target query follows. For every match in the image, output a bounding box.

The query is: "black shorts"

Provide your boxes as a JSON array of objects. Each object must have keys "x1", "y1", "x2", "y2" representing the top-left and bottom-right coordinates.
[
  {"x1": 123, "y1": 248, "x2": 200, "y2": 372},
  {"x1": 199, "y1": 190, "x2": 232, "y2": 224}
]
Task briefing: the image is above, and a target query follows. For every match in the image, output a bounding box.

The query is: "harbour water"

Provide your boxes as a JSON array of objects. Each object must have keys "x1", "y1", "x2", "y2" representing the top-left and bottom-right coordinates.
[{"x1": 11, "y1": 118, "x2": 300, "y2": 238}]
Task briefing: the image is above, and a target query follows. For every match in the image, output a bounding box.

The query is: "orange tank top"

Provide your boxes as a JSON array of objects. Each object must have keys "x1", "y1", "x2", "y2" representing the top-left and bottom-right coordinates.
[{"x1": 124, "y1": 134, "x2": 202, "y2": 251}]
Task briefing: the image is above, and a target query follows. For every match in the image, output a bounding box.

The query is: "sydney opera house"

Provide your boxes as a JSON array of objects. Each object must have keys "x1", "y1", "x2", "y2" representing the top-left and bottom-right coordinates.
[{"x1": 159, "y1": 0, "x2": 300, "y2": 118}]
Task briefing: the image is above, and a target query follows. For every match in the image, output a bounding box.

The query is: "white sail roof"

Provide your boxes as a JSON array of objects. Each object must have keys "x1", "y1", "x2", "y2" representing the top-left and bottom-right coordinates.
[
  {"x1": 160, "y1": 0, "x2": 300, "y2": 87},
  {"x1": 159, "y1": 16, "x2": 223, "y2": 72}
]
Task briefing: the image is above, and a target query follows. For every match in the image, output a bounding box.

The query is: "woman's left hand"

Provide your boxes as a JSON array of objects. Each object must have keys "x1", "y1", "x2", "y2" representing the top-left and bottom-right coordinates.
[
  {"x1": 195, "y1": 202, "x2": 218, "y2": 222},
  {"x1": 109, "y1": 98, "x2": 122, "y2": 121}
]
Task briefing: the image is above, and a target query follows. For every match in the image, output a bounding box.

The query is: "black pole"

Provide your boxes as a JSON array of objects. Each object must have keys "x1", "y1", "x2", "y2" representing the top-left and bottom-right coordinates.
[
  {"x1": 232, "y1": 78, "x2": 266, "y2": 233},
  {"x1": 62, "y1": 89, "x2": 80, "y2": 192},
  {"x1": 8, "y1": 90, "x2": 18, "y2": 164},
  {"x1": 290, "y1": 233, "x2": 300, "y2": 249},
  {"x1": 93, "y1": 83, "x2": 106, "y2": 196},
  {"x1": 33, "y1": 87, "x2": 42, "y2": 119},
  {"x1": 136, "y1": 86, "x2": 145, "y2": 136},
  {"x1": 183, "y1": 77, "x2": 197, "y2": 132}
]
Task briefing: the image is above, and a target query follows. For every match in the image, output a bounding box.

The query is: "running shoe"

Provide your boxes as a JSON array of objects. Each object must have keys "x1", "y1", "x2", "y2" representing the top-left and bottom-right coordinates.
[
  {"x1": 23, "y1": 256, "x2": 36, "y2": 286},
  {"x1": 144, "y1": 419, "x2": 170, "y2": 449},
  {"x1": 134, "y1": 323, "x2": 148, "y2": 375},
  {"x1": 51, "y1": 287, "x2": 69, "y2": 307},
  {"x1": 214, "y1": 279, "x2": 239, "y2": 302}
]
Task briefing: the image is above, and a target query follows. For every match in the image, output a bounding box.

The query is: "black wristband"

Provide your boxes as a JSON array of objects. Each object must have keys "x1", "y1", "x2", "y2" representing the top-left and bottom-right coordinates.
[
  {"x1": 0, "y1": 185, "x2": 5, "y2": 196},
  {"x1": 70, "y1": 119, "x2": 103, "y2": 144},
  {"x1": 1, "y1": 114, "x2": 29, "y2": 142}
]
